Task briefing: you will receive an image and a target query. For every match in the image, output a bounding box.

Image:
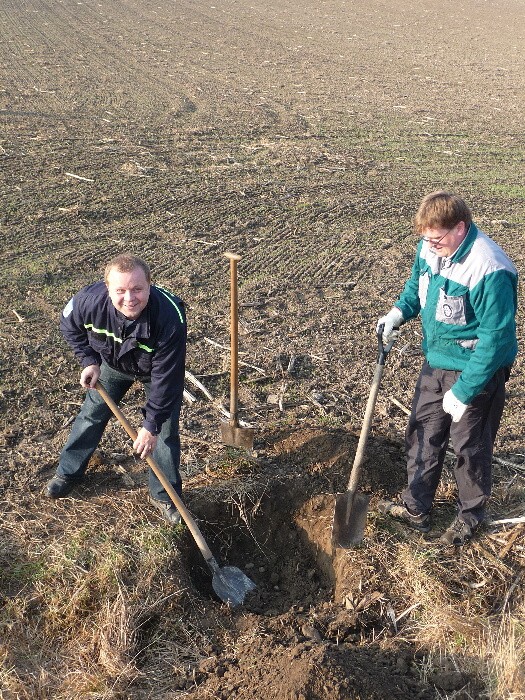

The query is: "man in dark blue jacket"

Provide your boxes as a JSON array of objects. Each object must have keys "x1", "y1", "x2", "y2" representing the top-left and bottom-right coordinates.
[{"x1": 46, "y1": 254, "x2": 187, "y2": 524}]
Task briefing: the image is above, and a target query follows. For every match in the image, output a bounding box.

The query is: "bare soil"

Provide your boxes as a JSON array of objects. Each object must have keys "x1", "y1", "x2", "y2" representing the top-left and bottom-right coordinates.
[{"x1": 1, "y1": 0, "x2": 524, "y2": 698}]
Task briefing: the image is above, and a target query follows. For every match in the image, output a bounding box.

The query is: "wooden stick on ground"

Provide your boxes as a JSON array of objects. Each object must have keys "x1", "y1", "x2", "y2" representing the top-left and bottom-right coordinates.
[
  {"x1": 183, "y1": 389, "x2": 197, "y2": 404},
  {"x1": 498, "y1": 524, "x2": 524, "y2": 558},
  {"x1": 203, "y1": 337, "x2": 266, "y2": 374},
  {"x1": 185, "y1": 370, "x2": 214, "y2": 401},
  {"x1": 65, "y1": 171, "x2": 94, "y2": 182},
  {"x1": 490, "y1": 517, "x2": 525, "y2": 527},
  {"x1": 11, "y1": 309, "x2": 25, "y2": 323},
  {"x1": 389, "y1": 395, "x2": 410, "y2": 415}
]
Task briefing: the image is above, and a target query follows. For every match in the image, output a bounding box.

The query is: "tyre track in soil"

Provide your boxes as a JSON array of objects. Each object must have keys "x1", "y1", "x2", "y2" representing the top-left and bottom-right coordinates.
[
  {"x1": 2, "y1": 140, "x2": 387, "y2": 297},
  {"x1": 3, "y1": 0, "x2": 524, "y2": 126},
  {"x1": 4, "y1": 0, "x2": 521, "y2": 138},
  {"x1": 0, "y1": 0, "x2": 320, "y2": 284},
  {"x1": 2, "y1": 0, "x2": 521, "y2": 175},
  {"x1": 2, "y1": 0, "x2": 301, "y2": 131},
  {"x1": 1, "y1": 0, "x2": 184, "y2": 124}
]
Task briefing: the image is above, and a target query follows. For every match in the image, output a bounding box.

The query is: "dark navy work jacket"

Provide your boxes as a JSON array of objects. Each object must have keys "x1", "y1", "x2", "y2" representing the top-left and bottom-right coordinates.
[{"x1": 60, "y1": 281, "x2": 186, "y2": 434}]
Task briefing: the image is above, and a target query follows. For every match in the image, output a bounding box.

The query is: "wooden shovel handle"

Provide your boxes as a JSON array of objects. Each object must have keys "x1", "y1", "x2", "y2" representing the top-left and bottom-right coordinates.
[
  {"x1": 346, "y1": 362, "x2": 385, "y2": 494},
  {"x1": 346, "y1": 328, "x2": 393, "y2": 493},
  {"x1": 224, "y1": 252, "x2": 241, "y2": 426},
  {"x1": 95, "y1": 382, "x2": 215, "y2": 562}
]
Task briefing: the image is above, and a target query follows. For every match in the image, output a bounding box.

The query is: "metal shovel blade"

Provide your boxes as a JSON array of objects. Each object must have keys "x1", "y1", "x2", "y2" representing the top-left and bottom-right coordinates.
[
  {"x1": 332, "y1": 491, "x2": 371, "y2": 548},
  {"x1": 210, "y1": 563, "x2": 256, "y2": 607},
  {"x1": 220, "y1": 422, "x2": 255, "y2": 450}
]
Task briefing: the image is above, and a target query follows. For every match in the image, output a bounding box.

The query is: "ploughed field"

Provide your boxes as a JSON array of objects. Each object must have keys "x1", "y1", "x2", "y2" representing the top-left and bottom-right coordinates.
[{"x1": 1, "y1": 0, "x2": 524, "y2": 698}]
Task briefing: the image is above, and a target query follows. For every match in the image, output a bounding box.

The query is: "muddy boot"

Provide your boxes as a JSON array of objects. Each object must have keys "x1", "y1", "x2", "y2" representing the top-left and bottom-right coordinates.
[
  {"x1": 377, "y1": 499, "x2": 431, "y2": 532},
  {"x1": 439, "y1": 518, "x2": 476, "y2": 546}
]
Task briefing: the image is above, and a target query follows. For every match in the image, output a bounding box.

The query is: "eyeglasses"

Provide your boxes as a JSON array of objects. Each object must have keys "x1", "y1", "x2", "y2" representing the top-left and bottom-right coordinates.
[{"x1": 421, "y1": 225, "x2": 456, "y2": 246}]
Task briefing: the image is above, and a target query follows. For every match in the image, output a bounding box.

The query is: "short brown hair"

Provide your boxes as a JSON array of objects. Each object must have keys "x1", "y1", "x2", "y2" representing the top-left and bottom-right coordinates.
[
  {"x1": 104, "y1": 254, "x2": 151, "y2": 284},
  {"x1": 414, "y1": 191, "x2": 472, "y2": 233}
]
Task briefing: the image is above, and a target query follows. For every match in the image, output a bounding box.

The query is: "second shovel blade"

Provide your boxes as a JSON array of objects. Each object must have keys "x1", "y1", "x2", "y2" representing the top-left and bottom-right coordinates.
[
  {"x1": 332, "y1": 491, "x2": 371, "y2": 548},
  {"x1": 220, "y1": 422, "x2": 255, "y2": 450}
]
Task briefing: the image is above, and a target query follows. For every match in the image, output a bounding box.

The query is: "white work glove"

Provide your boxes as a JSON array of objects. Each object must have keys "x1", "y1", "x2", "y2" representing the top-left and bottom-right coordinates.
[
  {"x1": 376, "y1": 307, "x2": 404, "y2": 344},
  {"x1": 443, "y1": 389, "x2": 468, "y2": 422}
]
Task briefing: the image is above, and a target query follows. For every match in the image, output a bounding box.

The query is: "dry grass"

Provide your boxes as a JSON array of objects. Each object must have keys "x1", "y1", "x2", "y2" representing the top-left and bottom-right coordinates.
[
  {"x1": 0, "y1": 488, "x2": 215, "y2": 699},
  {"x1": 1, "y1": 455, "x2": 524, "y2": 699},
  {"x1": 367, "y1": 488, "x2": 525, "y2": 699},
  {"x1": 482, "y1": 610, "x2": 525, "y2": 700}
]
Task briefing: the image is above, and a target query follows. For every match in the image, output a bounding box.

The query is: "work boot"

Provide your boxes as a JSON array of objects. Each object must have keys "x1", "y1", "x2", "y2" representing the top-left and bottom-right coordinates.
[
  {"x1": 46, "y1": 474, "x2": 80, "y2": 498},
  {"x1": 149, "y1": 497, "x2": 182, "y2": 526},
  {"x1": 439, "y1": 518, "x2": 475, "y2": 546},
  {"x1": 377, "y1": 499, "x2": 431, "y2": 532}
]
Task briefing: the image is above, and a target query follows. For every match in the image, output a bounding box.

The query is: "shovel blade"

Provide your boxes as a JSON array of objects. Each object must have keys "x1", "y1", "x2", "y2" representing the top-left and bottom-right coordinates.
[
  {"x1": 332, "y1": 491, "x2": 371, "y2": 548},
  {"x1": 221, "y1": 423, "x2": 255, "y2": 450},
  {"x1": 212, "y1": 565, "x2": 256, "y2": 607}
]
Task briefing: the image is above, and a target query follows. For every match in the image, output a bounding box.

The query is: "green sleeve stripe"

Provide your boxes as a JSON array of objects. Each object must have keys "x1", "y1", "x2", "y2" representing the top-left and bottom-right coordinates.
[
  {"x1": 84, "y1": 324, "x2": 153, "y2": 352},
  {"x1": 156, "y1": 286, "x2": 185, "y2": 325},
  {"x1": 136, "y1": 342, "x2": 154, "y2": 352},
  {"x1": 84, "y1": 324, "x2": 123, "y2": 343}
]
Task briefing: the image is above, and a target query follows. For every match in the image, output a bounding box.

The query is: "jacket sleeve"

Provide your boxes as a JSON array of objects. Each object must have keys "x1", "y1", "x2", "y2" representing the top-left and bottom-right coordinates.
[
  {"x1": 60, "y1": 292, "x2": 102, "y2": 368},
  {"x1": 451, "y1": 268, "x2": 518, "y2": 404},
  {"x1": 394, "y1": 243, "x2": 423, "y2": 322},
  {"x1": 141, "y1": 306, "x2": 187, "y2": 433}
]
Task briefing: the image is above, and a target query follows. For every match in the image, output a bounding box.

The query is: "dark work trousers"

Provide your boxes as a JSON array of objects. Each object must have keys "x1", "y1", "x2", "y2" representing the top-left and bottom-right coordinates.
[
  {"x1": 57, "y1": 362, "x2": 182, "y2": 502},
  {"x1": 402, "y1": 362, "x2": 507, "y2": 528}
]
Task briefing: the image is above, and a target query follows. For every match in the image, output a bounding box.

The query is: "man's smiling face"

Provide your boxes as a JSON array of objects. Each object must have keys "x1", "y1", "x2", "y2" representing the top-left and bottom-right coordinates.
[{"x1": 106, "y1": 266, "x2": 150, "y2": 319}]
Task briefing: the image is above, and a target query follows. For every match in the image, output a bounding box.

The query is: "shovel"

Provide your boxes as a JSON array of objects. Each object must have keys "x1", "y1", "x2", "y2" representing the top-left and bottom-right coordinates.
[
  {"x1": 95, "y1": 382, "x2": 256, "y2": 607},
  {"x1": 332, "y1": 326, "x2": 395, "y2": 548},
  {"x1": 220, "y1": 252, "x2": 255, "y2": 450}
]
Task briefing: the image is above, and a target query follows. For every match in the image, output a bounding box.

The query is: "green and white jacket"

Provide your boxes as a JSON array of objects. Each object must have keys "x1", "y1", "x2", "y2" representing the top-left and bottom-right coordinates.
[{"x1": 395, "y1": 223, "x2": 518, "y2": 404}]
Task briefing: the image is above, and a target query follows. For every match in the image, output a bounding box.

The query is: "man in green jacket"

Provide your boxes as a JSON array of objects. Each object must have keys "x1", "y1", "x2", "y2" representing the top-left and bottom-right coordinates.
[{"x1": 377, "y1": 191, "x2": 518, "y2": 545}]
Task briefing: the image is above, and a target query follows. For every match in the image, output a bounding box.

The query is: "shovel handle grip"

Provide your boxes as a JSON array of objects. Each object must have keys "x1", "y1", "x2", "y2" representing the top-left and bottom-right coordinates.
[
  {"x1": 377, "y1": 324, "x2": 396, "y2": 365},
  {"x1": 95, "y1": 382, "x2": 215, "y2": 563},
  {"x1": 224, "y1": 252, "x2": 241, "y2": 262}
]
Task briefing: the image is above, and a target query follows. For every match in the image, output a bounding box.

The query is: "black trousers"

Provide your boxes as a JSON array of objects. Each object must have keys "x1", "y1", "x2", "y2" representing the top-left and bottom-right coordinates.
[{"x1": 402, "y1": 362, "x2": 507, "y2": 528}]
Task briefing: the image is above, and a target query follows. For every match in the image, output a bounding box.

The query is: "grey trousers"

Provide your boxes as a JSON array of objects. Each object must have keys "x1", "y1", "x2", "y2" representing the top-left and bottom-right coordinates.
[{"x1": 402, "y1": 362, "x2": 507, "y2": 528}]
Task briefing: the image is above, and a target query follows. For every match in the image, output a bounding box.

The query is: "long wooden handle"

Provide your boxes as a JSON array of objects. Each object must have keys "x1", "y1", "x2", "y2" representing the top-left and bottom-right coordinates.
[
  {"x1": 95, "y1": 382, "x2": 215, "y2": 562},
  {"x1": 224, "y1": 252, "x2": 241, "y2": 426},
  {"x1": 346, "y1": 362, "x2": 385, "y2": 494}
]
